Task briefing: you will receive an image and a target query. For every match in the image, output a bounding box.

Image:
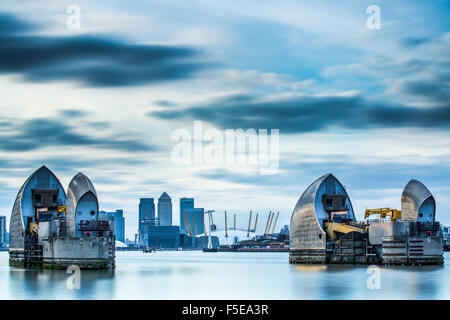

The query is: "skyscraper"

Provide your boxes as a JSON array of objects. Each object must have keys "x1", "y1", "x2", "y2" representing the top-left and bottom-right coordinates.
[
  {"x1": 180, "y1": 198, "x2": 205, "y2": 235},
  {"x1": 114, "y1": 209, "x2": 125, "y2": 243},
  {"x1": 139, "y1": 198, "x2": 155, "y2": 245},
  {"x1": 180, "y1": 198, "x2": 194, "y2": 234},
  {"x1": 185, "y1": 208, "x2": 205, "y2": 235},
  {"x1": 158, "y1": 192, "x2": 172, "y2": 226},
  {"x1": 139, "y1": 198, "x2": 155, "y2": 229}
]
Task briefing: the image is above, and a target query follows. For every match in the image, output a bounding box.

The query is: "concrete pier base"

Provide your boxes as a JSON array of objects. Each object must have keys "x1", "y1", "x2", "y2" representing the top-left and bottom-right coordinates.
[
  {"x1": 289, "y1": 249, "x2": 326, "y2": 264},
  {"x1": 9, "y1": 236, "x2": 115, "y2": 270}
]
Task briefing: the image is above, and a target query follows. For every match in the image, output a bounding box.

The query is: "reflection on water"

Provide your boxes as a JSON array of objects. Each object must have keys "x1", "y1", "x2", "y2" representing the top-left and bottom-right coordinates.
[
  {"x1": 0, "y1": 251, "x2": 449, "y2": 299},
  {"x1": 7, "y1": 266, "x2": 115, "y2": 299},
  {"x1": 293, "y1": 264, "x2": 364, "y2": 273},
  {"x1": 293, "y1": 265, "x2": 328, "y2": 272}
]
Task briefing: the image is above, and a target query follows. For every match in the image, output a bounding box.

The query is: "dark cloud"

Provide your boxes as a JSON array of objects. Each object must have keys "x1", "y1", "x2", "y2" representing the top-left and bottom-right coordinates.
[
  {"x1": 0, "y1": 117, "x2": 158, "y2": 152},
  {"x1": 398, "y1": 78, "x2": 450, "y2": 105},
  {"x1": 59, "y1": 109, "x2": 88, "y2": 118},
  {"x1": 281, "y1": 160, "x2": 450, "y2": 190},
  {"x1": 89, "y1": 121, "x2": 112, "y2": 130},
  {"x1": 0, "y1": 13, "x2": 32, "y2": 35},
  {"x1": 154, "y1": 100, "x2": 178, "y2": 108},
  {"x1": 0, "y1": 156, "x2": 147, "y2": 176},
  {"x1": 0, "y1": 158, "x2": 14, "y2": 169},
  {"x1": 149, "y1": 94, "x2": 450, "y2": 133},
  {"x1": 400, "y1": 36, "x2": 432, "y2": 48},
  {"x1": 0, "y1": 13, "x2": 213, "y2": 87}
]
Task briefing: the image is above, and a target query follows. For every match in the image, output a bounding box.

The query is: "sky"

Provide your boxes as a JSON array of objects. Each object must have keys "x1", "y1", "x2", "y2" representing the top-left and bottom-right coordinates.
[{"x1": 0, "y1": 0, "x2": 449, "y2": 239}]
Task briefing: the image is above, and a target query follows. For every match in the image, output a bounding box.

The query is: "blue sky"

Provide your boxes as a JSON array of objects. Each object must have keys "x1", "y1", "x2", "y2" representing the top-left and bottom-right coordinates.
[{"x1": 0, "y1": 1, "x2": 449, "y2": 238}]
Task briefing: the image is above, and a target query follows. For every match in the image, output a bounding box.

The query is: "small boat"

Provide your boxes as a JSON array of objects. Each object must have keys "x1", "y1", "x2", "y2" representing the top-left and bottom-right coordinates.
[{"x1": 203, "y1": 247, "x2": 218, "y2": 252}]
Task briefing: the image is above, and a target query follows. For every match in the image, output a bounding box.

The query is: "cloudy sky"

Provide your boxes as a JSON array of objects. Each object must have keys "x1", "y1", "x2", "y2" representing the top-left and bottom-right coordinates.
[{"x1": 0, "y1": 1, "x2": 449, "y2": 239}]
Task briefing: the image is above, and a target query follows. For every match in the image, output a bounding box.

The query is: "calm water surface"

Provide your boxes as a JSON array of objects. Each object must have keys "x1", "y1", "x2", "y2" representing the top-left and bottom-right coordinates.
[{"x1": 1, "y1": 251, "x2": 449, "y2": 299}]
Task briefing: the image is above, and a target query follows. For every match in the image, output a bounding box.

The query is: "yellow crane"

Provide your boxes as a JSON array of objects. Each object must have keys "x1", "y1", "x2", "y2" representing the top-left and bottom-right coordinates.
[
  {"x1": 323, "y1": 222, "x2": 364, "y2": 240},
  {"x1": 29, "y1": 222, "x2": 39, "y2": 235},
  {"x1": 57, "y1": 205, "x2": 67, "y2": 217},
  {"x1": 191, "y1": 213, "x2": 199, "y2": 235},
  {"x1": 364, "y1": 208, "x2": 401, "y2": 222}
]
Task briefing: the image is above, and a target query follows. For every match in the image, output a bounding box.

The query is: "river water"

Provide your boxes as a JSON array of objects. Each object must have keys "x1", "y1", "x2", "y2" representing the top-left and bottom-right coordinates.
[{"x1": 1, "y1": 251, "x2": 449, "y2": 299}]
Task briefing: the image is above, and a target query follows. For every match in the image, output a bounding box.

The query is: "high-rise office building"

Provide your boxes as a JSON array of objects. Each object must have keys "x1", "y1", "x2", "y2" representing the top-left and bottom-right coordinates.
[
  {"x1": 139, "y1": 198, "x2": 155, "y2": 221},
  {"x1": 139, "y1": 198, "x2": 155, "y2": 235},
  {"x1": 114, "y1": 209, "x2": 125, "y2": 243},
  {"x1": 138, "y1": 198, "x2": 155, "y2": 245},
  {"x1": 180, "y1": 198, "x2": 194, "y2": 234},
  {"x1": 185, "y1": 208, "x2": 205, "y2": 235},
  {"x1": 158, "y1": 192, "x2": 172, "y2": 226},
  {"x1": 180, "y1": 198, "x2": 205, "y2": 235},
  {"x1": 0, "y1": 216, "x2": 6, "y2": 246}
]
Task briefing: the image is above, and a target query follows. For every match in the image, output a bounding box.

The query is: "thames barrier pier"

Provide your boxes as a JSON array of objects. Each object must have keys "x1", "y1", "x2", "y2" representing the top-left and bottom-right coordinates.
[
  {"x1": 289, "y1": 174, "x2": 444, "y2": 265},
  {"x1": 9, "y1": 166, "x2": 115, "y2": 270}
]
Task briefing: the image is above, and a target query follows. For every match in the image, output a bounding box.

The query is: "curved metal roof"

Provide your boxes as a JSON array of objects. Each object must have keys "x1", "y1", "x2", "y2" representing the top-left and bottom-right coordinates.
[
  {"x1": 66, "y1": 172, "x2": 98, "y2": 236},
  {"x1": 9, "y1": 176, "x2": 28, "y2": 250},
  {"x1": 68, "y1": 172, "x2": 97, "y2": 201},
  {"x1": 9, "y1": 166, "x2": 65, "y2": 250},
  {"x1": 294, "y1": 174, "x2": 329, "y2": 216},
  {"x1": 291, "y1": 173, "x2": 355, "y2": 224},
  {"x1": 290, "y1": 173, "x2": 355, "y2": 251},
  {"x1": 401, "y1": 179, "x2": 435, "y2": 222}
]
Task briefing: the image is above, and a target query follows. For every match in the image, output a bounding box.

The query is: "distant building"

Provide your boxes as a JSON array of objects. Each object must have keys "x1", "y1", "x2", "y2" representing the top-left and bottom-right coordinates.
[
  {"x1": 185, "y1": 208, "x2": 205, "y2": 235},
  {"x1": 179, "y1": 234, "x2": 219, "y2": 249},
  {"x1": 114, "y1": 210, "x2": 125, "y2": 242},
  {"x1": 158, "y1": 192, "x2": 172, "y2": 226},
  {"x1": 0, "y1": 216, "x2": 6, "y2": 246},
  {"x1": 277, "y1": 225, "x2": 289, "y2": 241},
  {"x1": 444, "y1": 226, "x2": 449, "y2": 233},
  {"x1": 196, "y1": 235, "x2": 220, "y2": 249},
  {"x1": 139, "y1": 198, "x2": 155, "y2": 222},
  {"x1": 138, "y1": 198, "x2": 155, "y2": 244},
  {"x1": 179, "y1": 233, "x2": 193, "y2": 248},
  {"x1": 443, "y1": 226, "x2": 450, "y2": 241},
  {"x1": 180, "y1": 198, "x2": 194, "y2": 225},
  {"x1": 149, "y1": 217, "x2": 160, "y2": 226},
  {"x1": 139, "y1": 218, "x2": 160, "y2": 245},
  {"x1": 179, "y1": 197, "x2": 205, "y2": 235},
  {"x1": 180, "y1": 198, "x2": 194, "y2": 234},
  {"x1": 280, "y1": 225, "x2": 289, "y2": 236},
  {"x1": 146, "y1": 226, "x2": 180, "y2": 249},
  {"x1": 98, "y1": 209, "x2": 125, "y2": 242}
]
